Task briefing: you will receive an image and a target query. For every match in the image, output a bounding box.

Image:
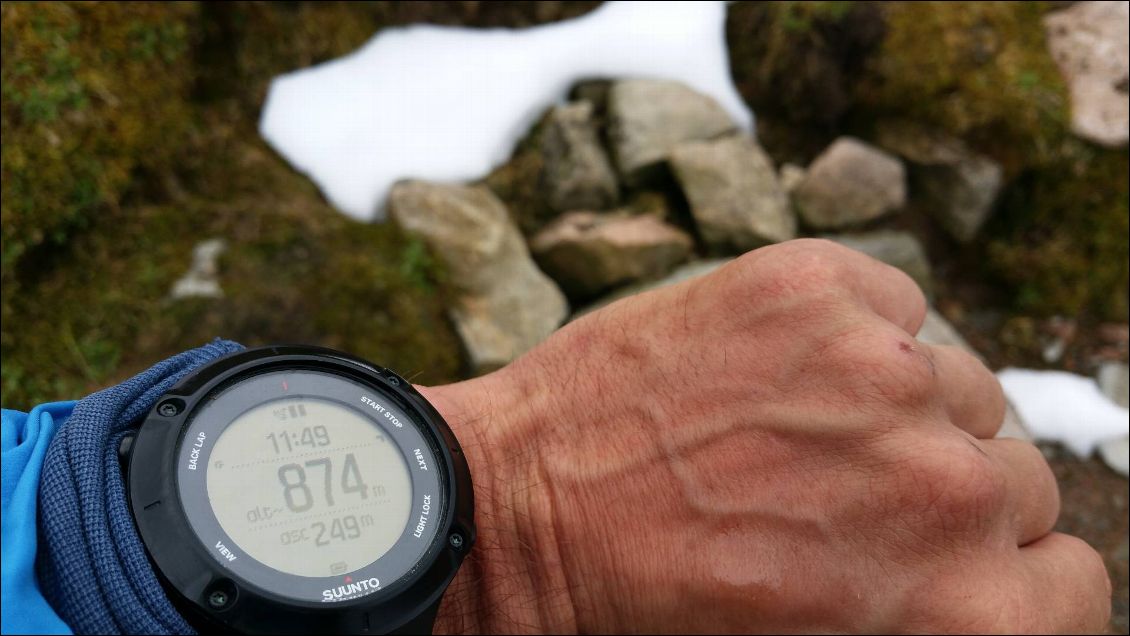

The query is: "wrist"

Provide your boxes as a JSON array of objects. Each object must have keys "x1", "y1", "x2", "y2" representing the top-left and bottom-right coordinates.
[{"x1": 418, "y1": 366, "x2": 580, "y2": 634}]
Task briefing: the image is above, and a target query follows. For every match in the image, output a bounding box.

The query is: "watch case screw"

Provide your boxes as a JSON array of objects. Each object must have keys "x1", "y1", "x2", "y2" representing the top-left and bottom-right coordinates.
[
  {"x1": 449, "y1": 533, "x2": 465, "y2": 550},
  {"x1": 157, "y1": 401, "x2": 180, "y2": 417},
  {"x1": 208, "y1": 590, "x2": 229, "y2": 609}
]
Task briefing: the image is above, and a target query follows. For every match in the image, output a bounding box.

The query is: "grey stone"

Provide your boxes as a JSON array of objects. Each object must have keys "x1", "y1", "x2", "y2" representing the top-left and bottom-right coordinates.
[
  {"x1": 531, "y1": 211, "x2": 693, "y2": 298},
  {"x1": 170, "y1": 238, "x2": 226, "y2": 299},
  {"x1": 1098, "y1": 362, "x2": 1129, "y2": 409},
  {"x1": 388, "y1": 181, "x2": 568, "y2": 372},
  {"x1": 1097, "y1": 362, "x2": 1129, "y2": 476},
  {"x1": 669, "y1": 135, "x2": 796, "y2": 252},
  {"x1": 569, "y1": 79, "x2": 612, "y2": 113},
  {"x1": 541, "y1": 101, "x2": 619, "y2": 213},
  {"x1": 574, "y1": 259, "x2": 730, "y2": 319},
  {"x1": 828, "y1": 231, "x2": 933, "y2": 298},
  {"x1": 1099, "y1": 437, "x2": 1129, "y2": 477},
  {"x1": 793, "y1": 137, "x2": 906, "y2": 229},
  {"x1": 877, "y1": 122, "x2": 1003, "y2": 242},
  {"x1": 1044, "y1": 1, "x2": 1130, "y2": 147},
  {"x1": 915, "y1": 309, "x2": 1031, "y2": 441},
  {"x1": 779, "y1": 163, "x2": 806, "y2": 195},
  {"x1": 608, "y1": 79, "x2": 737, "y2": 185}
]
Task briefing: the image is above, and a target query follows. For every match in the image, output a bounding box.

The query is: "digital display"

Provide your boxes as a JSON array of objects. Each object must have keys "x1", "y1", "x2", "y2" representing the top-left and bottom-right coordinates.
[{"x1": 206, "y1": 397, "x2": 412, "y2": 578}]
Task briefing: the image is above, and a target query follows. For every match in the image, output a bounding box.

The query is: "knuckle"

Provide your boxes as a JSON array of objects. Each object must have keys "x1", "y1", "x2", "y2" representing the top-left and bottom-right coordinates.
[
  {"x1": 894, "y1": 436, "x2": 1004, "y2": 526},
  {"x1": 827, "y1": 328, "x2": 936, "y2": 407},
  {"x1": 1017, "y1": 440, "x2": 1058, "y2": 498},
  {"x1": 949, "y1": 346, "x2": 1005, "y2": 403},
  {"x1": 1029, "y1": 535, "x2": 1111, "y2": 632},
  {"x1": 1060, "y1": 534, "x2": 1110, "y2": 590},
  {"x1": 728, "y1": 239, "x2": 849, "y2": 302}
]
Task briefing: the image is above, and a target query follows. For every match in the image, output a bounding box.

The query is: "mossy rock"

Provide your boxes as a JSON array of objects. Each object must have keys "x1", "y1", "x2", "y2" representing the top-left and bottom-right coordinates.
[
  {"x1": 859, "y1": 1, "x2": 1070, "y2": 173},
  {"x1": 725, "y1": 1, "x2": 886, "y2": 162},
  {"x1": 482, "y1": 111, "x2": 555, "y2": 236}
]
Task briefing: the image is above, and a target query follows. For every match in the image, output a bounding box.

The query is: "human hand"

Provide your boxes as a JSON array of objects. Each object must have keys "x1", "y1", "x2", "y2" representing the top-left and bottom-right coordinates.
[{"x1": 423, "y1": 239, "x2": 1111, "y2": 634}]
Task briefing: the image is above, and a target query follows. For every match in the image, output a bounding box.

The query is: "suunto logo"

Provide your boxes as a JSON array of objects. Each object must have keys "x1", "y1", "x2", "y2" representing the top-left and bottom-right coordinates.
[{"x1": 321, "y1": 577, "x2": 380, "y2": 602}]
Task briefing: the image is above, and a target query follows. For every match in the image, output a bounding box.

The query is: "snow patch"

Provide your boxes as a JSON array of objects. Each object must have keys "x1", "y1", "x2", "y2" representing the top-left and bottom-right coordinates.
[
  {"x1": 259, "y1": 1, "x2": 752, "y2": 221},
  {"x1": 997, "y1": 368, "x2": 1129, "y2": 463}
]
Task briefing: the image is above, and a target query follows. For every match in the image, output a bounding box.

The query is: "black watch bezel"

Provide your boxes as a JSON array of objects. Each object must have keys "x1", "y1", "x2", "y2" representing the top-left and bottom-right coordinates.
[{"x1": 127, "y1": 345, "x2": 475, "y2": 634}]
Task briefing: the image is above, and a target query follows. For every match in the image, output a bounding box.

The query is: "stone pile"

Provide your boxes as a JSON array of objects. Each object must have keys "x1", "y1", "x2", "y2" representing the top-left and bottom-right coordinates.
[{"x1": 389, "y1": 78, "x2": 1006, "y2": 373}]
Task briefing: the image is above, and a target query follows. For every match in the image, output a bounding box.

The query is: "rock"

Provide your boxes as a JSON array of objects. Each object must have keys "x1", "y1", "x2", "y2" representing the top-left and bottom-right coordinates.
[
  {"x1": 569, "y1": 79, "x2": 612, "y2": 113},
  {"x1": 1100, "y1": 438, "x2": 1130, "y2": 477},
  {"x1": 779, "y1": 163, "x2": 806, "y2": 194},
  {"x1": 1096, "y1": 362, "x2": 1130, "y2": 477},
  {"x1": 876, "y1": 122, "x2": 1003, "y2": 242},
  {"x1": 828, "y1": 231, "x2": 933, "y2": 297},
  {"x1": 793, "y1": 137, "x2": 906, "y2": 229},
  {"x1": 669, "y1": 135, "x2": 795, "y2": 251},
  {"x1": 388, "y1": 181, "x2": 568, "y2": 372},
  {"x1": 915, "y1": 309, "x2": 1031, "y2": 442},
  {"x1": 541, "y1": 101, "x2": 619, "y2": 213},
  {"x1": 1044, "y1": 1, "x2": 1130, "y2": 147},
  {"x1": 170, "y1": 238, "x2": 225, "y2": 299},
  {"x1": 1098, "y1": 362, "x2": 1130, "y2": 409},
  {"x1": 574, "y1": 259, "x2": 730, "y2": 319},
  {"x1": 530, "y1": 211, "x2": 693, "y2": 298},
  {"x1": 608, "y1": 79, "x2": 737, "y2": 184}
]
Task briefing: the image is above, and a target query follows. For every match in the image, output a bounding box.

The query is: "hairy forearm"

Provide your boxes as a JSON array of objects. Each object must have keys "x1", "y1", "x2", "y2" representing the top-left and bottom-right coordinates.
[{"x1": 419, "y1": 369, "x2": 580, "y2": 634}]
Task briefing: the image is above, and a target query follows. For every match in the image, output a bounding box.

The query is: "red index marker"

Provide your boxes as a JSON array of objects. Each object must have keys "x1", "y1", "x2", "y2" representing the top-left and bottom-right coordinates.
[{"x1": 282, "y1": 379, "x2": 289, "y2": 392}]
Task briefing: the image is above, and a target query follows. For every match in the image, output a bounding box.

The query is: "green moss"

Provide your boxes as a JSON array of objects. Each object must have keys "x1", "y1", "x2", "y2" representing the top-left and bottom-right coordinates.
[
  {"x1": 482, "y1": 112, "x2": 554, "y2": 236},
  {"x1": 1, "y1": 2, "x2": 197, "y2": 334},
  {"x1": 987, "y1": 145, "x2": 1129, "y2": 321},
  {"x1": 1, "y1": 127, "x2": 465, "y2": 409},
  {"x1": 725, "y1": 1, "x2": 885, "y2": 161},
  {"x1": 861, "y1": 1, "x2": 1068, "y2": 171}
]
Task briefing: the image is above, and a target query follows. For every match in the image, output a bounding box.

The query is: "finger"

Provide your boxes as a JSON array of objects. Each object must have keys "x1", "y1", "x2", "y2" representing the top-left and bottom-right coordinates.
[
  {"x1": 821, "y1": 240, "x2": 928, "y2": 336},
  {"x1": 979, "y1": 437, "x2": 1059, "y2": 546},
  {"x1": 1015, "y1": 532, "x2": 1111, "y2": 633},
  {"x1": 923, "y1": 343, "x2": 1007, "y2": 438}
]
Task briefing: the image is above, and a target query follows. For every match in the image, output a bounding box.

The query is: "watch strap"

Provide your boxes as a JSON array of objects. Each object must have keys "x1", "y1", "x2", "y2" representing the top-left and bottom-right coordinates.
[{"x1": 389, "y1": 597, "x2": 441, "y2": 635}]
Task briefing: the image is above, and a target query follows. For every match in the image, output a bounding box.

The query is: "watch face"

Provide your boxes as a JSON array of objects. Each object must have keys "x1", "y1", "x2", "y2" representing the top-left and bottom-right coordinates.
[
  {"x1": 176, "y1": 369, "x2": 444, "y2": 603},
  {"x1": 206, "y1": 397, "x2": 413, "y2": 578}
]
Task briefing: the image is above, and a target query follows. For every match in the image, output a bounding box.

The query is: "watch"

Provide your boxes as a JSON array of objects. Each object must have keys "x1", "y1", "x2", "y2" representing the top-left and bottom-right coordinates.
[{"x1": 123, "y1": 344, "x2": 475, "y2": 634}]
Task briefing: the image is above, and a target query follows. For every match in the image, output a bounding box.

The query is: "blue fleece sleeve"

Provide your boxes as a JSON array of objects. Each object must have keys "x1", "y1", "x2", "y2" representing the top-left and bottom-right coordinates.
[{"x1": 2, "y1": 402, "x2": 76, "y2": 635}]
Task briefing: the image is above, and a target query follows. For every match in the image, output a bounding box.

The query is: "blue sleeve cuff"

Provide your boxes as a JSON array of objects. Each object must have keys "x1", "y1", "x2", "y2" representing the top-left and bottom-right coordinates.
[{"x1": 2, "y1": 402, "x2": 77, "y2": 635}]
